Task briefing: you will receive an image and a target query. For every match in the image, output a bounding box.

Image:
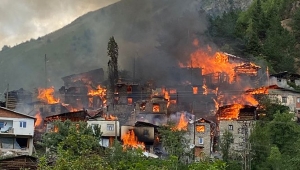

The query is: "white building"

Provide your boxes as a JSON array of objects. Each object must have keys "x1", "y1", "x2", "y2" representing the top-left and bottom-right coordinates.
[{"x1": 0, "y1": 107, "x2": 35, "y2": 156}]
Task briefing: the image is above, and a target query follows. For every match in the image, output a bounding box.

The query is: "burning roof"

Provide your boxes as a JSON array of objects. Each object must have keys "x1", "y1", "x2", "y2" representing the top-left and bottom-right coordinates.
[{"x1": 217, "y1": 104, "x2": 257, "y2": 120}]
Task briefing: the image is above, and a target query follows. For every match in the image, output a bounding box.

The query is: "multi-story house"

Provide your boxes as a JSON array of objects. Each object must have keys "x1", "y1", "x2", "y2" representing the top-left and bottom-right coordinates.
[
  {"x1": 190, "y1": 118, "x2": 216, "y2": 160},
  {"x1": 87, "y1": 117, "x2": 120, "y2": 147},
  {"x1": 218, "y1": 105, "x2": 256, "y2": 154},
  {"x1": 0, "y1": 107, "x2": 35, "y2": 156}
]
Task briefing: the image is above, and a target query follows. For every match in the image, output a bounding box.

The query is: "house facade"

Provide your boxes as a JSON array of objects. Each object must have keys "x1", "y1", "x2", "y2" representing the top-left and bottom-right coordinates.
[
  {"x1": 87, "y1": 118, "x2": 120, "y2": 148},
  {"x1": 0, "y1": 107, "x2": 35, "y2": 156},
  {"x1": 268, "y1": 87, "x2": 300, "y2": 121},
  {"x1": 191, "y1": 118, "x2": 215, "y2": 160}
]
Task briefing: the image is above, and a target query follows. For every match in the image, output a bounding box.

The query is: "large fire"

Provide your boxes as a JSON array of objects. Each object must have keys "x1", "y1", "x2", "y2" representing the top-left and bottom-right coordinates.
[
  {"x1": 88, "y1": 85, "x2": 107, "y2": 106},
  {"x1": 172, "y1": 113, "x2": 188, "y2": 131},
  {"x1": 218, "y1": 104, "x2": 244, "y2": 120},
  {"x1": 122, "y1": 129, "x2": 145, "y2": 150},
  {"x1": 37, "y1": 87, "x2": 60, "y2": 104},
  {"x1": 34, "y1": 111, "x2": 43, "y2": 127}
]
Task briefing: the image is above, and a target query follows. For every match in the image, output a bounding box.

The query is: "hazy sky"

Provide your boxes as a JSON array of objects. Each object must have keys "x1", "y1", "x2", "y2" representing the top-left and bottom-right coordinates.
[{"x1": 0, "y1": 0, "x2": 119, "y2": 48}]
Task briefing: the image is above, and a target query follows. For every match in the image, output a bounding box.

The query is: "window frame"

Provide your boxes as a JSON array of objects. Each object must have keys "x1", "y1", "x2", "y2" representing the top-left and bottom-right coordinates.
[
  {"x1": 198, "y1": 137, "x2": 204, "y2": 145},
  {"x1": 0, "y1": 122, "x2": 4, "y2": 128},
  {"x1": 228, "y1": 125, "x2": 233, "y2": 131},
  {"x1": 20, "y1": 121, "x2": 27, "y2": 128},
  {"x1": 282, "y1": 96, "x2": 287, "y2": 103},
  {"x1": 107, "y1": 124, "x2": 114, "y2": 131}
]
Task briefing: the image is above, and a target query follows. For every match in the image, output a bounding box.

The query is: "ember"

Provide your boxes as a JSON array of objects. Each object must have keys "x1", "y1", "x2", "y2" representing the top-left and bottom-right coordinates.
[
  {"x1": 37, "y1": 87, "x2": 60, "y2": 104},
  {"x1": 122, "y1": 129, "x2": 145, "y2": 150}
]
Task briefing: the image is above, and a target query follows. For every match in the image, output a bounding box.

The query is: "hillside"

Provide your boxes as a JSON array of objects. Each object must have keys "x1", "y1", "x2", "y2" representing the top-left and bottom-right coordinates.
[{"x1": 0, "y1": 0, "x2": 253, "y2": 93}]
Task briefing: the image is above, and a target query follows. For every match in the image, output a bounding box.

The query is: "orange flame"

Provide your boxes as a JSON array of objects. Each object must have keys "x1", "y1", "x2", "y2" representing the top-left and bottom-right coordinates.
[
  {"x1": 122, "y1": 129, "x2": 145, "y2": 150},
  {"x1": 218, "y1": 104, "x2": 244, "y2": 120},
  {"x1": 88, "y1": 85, "x2": 107, "y2": 106},
  {"x1": 164, "y1": 90, "x2": 170, "y2": 107},
  {"x1": 172, "y1": 113, "x2": 188, "y2": 131},
  {"x1": 34, "y1": 111, "x2": 42, "y2": 127},
  {"x1": 105, "y1": 114, "x2": 118, "y2": 120},
  {"x1": 37, "y1": 87, "x2": 60, "y2": 104}
]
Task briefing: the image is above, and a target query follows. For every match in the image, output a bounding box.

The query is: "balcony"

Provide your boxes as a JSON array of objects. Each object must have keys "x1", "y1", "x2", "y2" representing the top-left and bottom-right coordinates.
[{"x1": 0, "y1": 127, "x2": 14, "y2": 134}]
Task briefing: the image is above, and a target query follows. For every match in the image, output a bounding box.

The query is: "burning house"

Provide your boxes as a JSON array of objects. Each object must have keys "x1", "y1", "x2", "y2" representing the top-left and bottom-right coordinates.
[
  {"x1": 4, "y1": 88, "x2": 33, "y2": 113},
  {"x1": 60, "y1": 68, "x2": 106, "y2": 111},
  {"x1": 189, "y1": 118, "x2": 216, "y2": 160},
  {"x1": 121, "y1": 121, "x2": 160, "y2": 153},
  {"x1": 217, "y1": 104, "x2": 257, "y2": 151}
]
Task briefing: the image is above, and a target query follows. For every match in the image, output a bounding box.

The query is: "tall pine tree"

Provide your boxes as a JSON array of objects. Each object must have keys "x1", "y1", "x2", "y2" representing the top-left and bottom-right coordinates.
[{"x1": 107, "y1": 36, "x2": 119, "y2": 98}]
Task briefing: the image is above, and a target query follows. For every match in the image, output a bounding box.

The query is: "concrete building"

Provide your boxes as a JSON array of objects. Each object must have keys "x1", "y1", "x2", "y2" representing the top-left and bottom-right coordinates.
[
  {"x1": 87, "y1": 118, "x2": 120, "y2": 147},
  {"x1": 0, "y1": 107, "x2": 35, "y2": 156}
]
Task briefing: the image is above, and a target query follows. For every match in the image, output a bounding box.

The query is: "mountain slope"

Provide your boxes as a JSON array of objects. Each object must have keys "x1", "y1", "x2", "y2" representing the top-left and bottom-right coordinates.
[{"x1": 0, "y1": 0, "x2": 252, "y2": 93}]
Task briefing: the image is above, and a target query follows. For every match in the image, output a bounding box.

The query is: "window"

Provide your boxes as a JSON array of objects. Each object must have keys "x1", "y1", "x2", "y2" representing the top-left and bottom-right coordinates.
[
  {"x1": 39, "y1": 107, "x2": 43, "y2": 112},
  {"x1": 169, "y1": 89, "x2": 177, "y2": 94},
  {"x1": 193, "y1": 87, "x2": 198, "y2": 94},
  {"x1": 228, "y1": 125, "x2": 233, "y2": 130},
  {"x1": 196, "y1": 125, "x2": 205, "y2": 132},
  {"x1": 143, "y1": 129, "x2": 149, "y2": 136},
  {"x1": 127, "y1": 86, "x2": 132, "y2": 94},
  {"x1": 20, "y1": 121, "x2": 26, "y2": 128},
  {"x1": 153, "y1": 104, "x2": 160, "y2": 112},
  {"x1": 198, "y1": 137, "x2": 204, "y2": 144},
  {"x1": 127, "y1": 98, "x2": 133, "y2": 105},
  {"x1": 282, "y1": 97, "x2": 287, "y2": 103},
  {"x1": 107, "y1": 124, "x2": 114, "y2": 131},
  {"x1": 298, "y1": 110, "x2": 300, "y2": 115},
  {"x1": 277, "y1": 79, "x2": 281, "y2": 82},
  {"x1": 297, "y1": 97, "x2": 300, "y2": 103},
  {"x1": 0, "y1": 122, "x2": 4, "y2": 128}
]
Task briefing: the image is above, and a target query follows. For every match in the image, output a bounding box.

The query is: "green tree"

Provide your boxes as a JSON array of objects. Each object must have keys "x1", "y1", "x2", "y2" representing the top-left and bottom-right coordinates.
[
  {"x1": 107, "y1": 36, "x2": 119, "y2": 94},
  {"x1": 220, "y1": 130, "x2": 233, "y2": 162}
]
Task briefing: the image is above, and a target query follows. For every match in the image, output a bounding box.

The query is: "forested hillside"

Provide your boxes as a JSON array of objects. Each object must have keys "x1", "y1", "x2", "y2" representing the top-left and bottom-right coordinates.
[{"x1": 208, "y1": 0, "x2": 300, "y2": 73}]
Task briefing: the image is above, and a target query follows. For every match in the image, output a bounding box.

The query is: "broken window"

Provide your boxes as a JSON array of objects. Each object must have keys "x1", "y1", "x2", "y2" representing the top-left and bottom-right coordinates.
[
  {"x1": 169, "y1": 89, "x2": 177, "y2": 94},
  {"x1": 170, "y1": 100, "x2": 177, "y2": 104},
  {"x1": 107, "y1": 124, "x2": 114, "y2": 131},
  {"x1": 297, "y1": 97, "x2": 300, "y2": 103},
  {"x1": 127, "y1": 98, "x2": 133, "y2": 105},
  {"x1": 143, "y1": 129, "x2": 149, "y2": 136},
  {"x1": 193, "y1": 87, "x2": 198, "y2": 94},
  {"x1": 127, "y1": 86, "x2": 132, "y2": 94},
  {"x1": 196, "y1": 125, "x2": 205, "y2": 132},
  {"x1": 19, "y1": 121, "x2": 26, "y2": 128},
  {"x1": 153, "y1": 104, "x2": 160, "y2": 112},
  {"x1": 282, "y1": 97, "x2": 287, "y2": 103},
  {"x1": 228, "y1": 125, "x2": 233, "y2": 130},
  {"x1": 140, "y1": 103, "x2": 146, "y2": 111},
  {"x1": 198, "y1": 137, "x2": 204, "y2": 144}
]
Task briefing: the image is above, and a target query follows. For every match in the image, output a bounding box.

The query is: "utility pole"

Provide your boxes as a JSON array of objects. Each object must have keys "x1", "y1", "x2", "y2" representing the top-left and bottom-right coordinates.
[
  {"x1": 240, "y1": 121, "x2": 251, "y2": 170},
  {"x1": 5, "y1": 84, "x2": 9, "y2": 108},
  {"x1": 45, "y1": 54, "x2": 47, "y2": 88}
]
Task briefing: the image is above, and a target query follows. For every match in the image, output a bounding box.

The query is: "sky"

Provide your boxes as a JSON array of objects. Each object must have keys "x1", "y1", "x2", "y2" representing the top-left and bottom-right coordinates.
[{"x1": 0, "y1": 0, "x2": 119, "y2": 49}]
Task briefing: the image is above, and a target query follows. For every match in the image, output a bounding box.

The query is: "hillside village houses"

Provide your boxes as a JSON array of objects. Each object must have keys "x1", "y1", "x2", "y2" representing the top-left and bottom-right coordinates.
[
  {"x1": 0, "y1": 107, "x2": 35, "y2": 156},
  {"x1": 269, "y1": 72, "x2": 300, "y2": 121}
]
